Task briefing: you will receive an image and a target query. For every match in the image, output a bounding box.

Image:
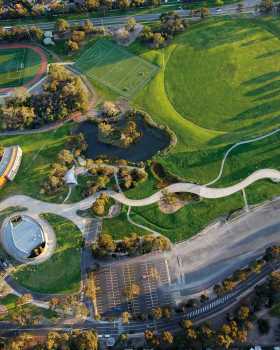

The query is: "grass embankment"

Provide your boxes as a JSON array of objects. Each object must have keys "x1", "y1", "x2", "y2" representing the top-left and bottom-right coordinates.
[
  {"x1": 0, "y1": 124, "x2": 72, "y2": 203},
  {"x1": 13, "y1": 214, "x2": 82, "y2": 294},
  {"x1": 122, "y1": 17, "x2": 280, "y2": 241}
]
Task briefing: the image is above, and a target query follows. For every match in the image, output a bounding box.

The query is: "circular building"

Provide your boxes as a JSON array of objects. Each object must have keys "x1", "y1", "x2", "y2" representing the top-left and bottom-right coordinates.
[{"x1": 0, "y1": 214, "x2": 56, "y2": 264}]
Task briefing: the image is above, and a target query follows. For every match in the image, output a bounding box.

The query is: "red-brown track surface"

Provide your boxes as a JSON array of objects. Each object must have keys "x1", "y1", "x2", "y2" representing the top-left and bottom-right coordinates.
[{"x1": 0, "y1": 44, "x2": 48, "y2": 93}]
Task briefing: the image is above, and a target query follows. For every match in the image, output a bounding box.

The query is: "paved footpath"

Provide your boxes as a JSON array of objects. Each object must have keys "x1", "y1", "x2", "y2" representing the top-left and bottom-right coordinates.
[{"x1": 0, "y1": 168, "x2": 278, "y2": 234}]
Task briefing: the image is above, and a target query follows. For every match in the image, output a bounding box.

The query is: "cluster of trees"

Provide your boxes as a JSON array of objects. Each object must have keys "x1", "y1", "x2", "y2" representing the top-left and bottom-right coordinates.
[
  {"x1": 6, "y1": 294, "x2": 47, "y2": 326},
  {"x1": 0, "y1": 25, "x2": 43, "y2": 43},
  {"x1": 141, "y1": 12, "x2": 188, "y2": 48},
  {"x1": 92, "y1": 232, "x2": 170, "y2": 258},
  {"x1": 43, "y1": 134, "x2": 87, "y2": 195},
  {"x1": 84, "y1": 162, "x2": 147, "y2": 196},
  {"x1": 0, "y1": 0, "x2": 161, "y2": 20},
  {"x1": 43, "y1": 149, "x2": 74, "y2": 195},
  {"x1": 118, "y1": 166, "x2": 147, "y2": 190},
  {"x1": 49, "y1": 295, "x2": 88, "y2": 319},
  {"x1": 143, "y1": 306, "x2": 251, "y2": 349},
  {"x1": 114, "y1": 17, "x2": 137, "y2": 43},
  {"x1": 91, "y1": 193, "x2": 110, "y2": 216},
  {"x1": 98, "y1": 110, "x2": 141, "y2": 148},
  {"x1": 0, "y1": 65, "x2": 89, "y2": 131},
  {"x1": 1, "y1": 330, "x2": 99, "y2": 350},
  {"x1": 54, "y1": 19, "x2": 105, "y2": 52},
  {"x1": 214, "y1": 245, "x2": 280, "y2": 296},
  {"x1": 214, "y1": 259, "x2": 265, "y2": 296},
  {"x1": 101, "y1": 101, "x2": 120, "y2": 120}
]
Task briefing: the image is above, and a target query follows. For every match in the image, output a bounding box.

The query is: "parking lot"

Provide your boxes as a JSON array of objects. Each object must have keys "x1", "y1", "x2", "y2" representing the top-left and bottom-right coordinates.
[{"x1": 93, "y1": 255, "x2": 172, "y2": 316}]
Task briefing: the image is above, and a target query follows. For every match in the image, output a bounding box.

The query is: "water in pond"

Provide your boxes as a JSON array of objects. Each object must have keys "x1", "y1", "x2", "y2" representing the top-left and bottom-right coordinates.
[{"x1": 75, "y1": 117, "x2": 170, "y2": 162}]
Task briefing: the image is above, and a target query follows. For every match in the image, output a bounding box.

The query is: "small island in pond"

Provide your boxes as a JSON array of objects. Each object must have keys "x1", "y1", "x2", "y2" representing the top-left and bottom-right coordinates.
[{"x1": 98, "y1": 110, "x2": 141, "y2": 149}]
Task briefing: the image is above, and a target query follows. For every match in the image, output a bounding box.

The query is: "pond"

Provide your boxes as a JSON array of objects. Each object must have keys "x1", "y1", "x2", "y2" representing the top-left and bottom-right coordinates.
[{"x1": 74, "y1": 117, "x2": 170, "y2": 162}]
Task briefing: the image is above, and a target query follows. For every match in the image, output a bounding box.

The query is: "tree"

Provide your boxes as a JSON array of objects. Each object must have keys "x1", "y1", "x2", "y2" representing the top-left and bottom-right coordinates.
[
  {"x1": 200, "y1": 7, "x2": 210, "y2": 18},
  {"x1": 162, "y1": 330, "x2": 174, "y2": 344},
  {"x1": 121, "y1": 311, "x2": 130, "y2": 324},
  {"x1": 237, "y1": 305, "x2": 250, "y2": 320},
  {"x1": 152, "y1": 32, "x2": 165, "y2": 49},
  {"x1": 96, "y1": 233, "x2": 116, "y2": 252},
  {"x1": 86, "y1": 0, "x2": 100, "y2": 10},
  {"x1": 16, "y1": 294, "x2": 32, "y2": 306},
  {"x1": 72, "y1": 30, "x2": 86, "y2": 43},
  {"x1": 117, "y1": 0, "x2": 130, "y2": 9},
  {"x1": 72, "y1": 330, "x2": 99, "y2": 350},
  {"x1": 83, "y1": 19, "x2": 95, "y2": 33},
  {"x1": 126, "y1": 17, "x2": 137, "y2": 32},
  {"x1": 181, "y1": 319, "x2": 193, "y2": 329},
  {"x1": 102, "y1": 101, "x2": 120, "y2": 118},
  {"x1": 217, "y1": 334, "x2": 233, "y2": 349},
  {"x1": 270, "y1": 271, "x2": 280, "y2": 292},
  {"x1": 58, "y1": 149, "x2": 74, "y2": 165},
  {"x1": 259, "y1": 0, "x2": 273, "y2": 12},
  {"x1": 124, "y1": 283, "x2": 141, "y2": 300},
  {"x1": 152, "y1": 307, "x2": 162, "y2": 319},
  {"x1": 55, "y1": 18, "x2": 70, "y2": 33}
]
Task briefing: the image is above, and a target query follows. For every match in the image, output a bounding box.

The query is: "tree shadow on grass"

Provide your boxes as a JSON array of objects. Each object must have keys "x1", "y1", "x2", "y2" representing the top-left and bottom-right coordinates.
[
  {"x1": 242, "y1": 71, "x2": 280, "y2": 85},
  {"x1": 256, "y1": 49, "x2": 280, "y2": 59},
  {"x1": 245, "y1": 80, "x2": 280, "y2": 97}
]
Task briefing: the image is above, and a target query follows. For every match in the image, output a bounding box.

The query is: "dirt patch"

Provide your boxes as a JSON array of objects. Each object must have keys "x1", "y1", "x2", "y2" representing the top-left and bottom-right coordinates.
[{"x1": 158, "y1": 197, "x2": 188, "y2": 214}]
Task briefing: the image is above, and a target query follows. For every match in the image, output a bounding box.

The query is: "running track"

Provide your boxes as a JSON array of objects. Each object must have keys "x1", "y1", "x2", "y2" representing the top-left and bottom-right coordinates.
[{"x1": 0, "y1": 44, "x2": 47, "y2": 94}]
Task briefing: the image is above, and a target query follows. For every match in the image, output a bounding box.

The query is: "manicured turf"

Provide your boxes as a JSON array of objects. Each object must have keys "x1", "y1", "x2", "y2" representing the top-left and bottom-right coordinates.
[
  {"x1": 12, "y1": 214, "x2": 82, "y2": 294},
  {"x1": 132, "y1": 18, "x2": 280, "y2": 181},
  {"x1": 0, "y1": 124, "x2": 72, "y2": 203},
  {"x1": 74, "y1": 39, "x2": 158, "y2": 98},
  {"x1": 0, "y1": 47, "x2": 42, "y2": 89},
  {"x1": 123, "y1": 17, "x2": 280, "y2": 242},
  {"x1": 102, "y1": 208, "x2": 147, "y2": 239}
]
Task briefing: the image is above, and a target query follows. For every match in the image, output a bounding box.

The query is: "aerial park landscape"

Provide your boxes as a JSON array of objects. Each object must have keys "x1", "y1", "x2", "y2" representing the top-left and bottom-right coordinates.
[{"x1": 0, "y1": 0, "x2": 278, "y2": 348}]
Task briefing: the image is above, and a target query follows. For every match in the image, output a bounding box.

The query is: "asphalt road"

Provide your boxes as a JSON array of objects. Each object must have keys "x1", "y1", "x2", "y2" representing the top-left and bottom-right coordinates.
[
  {"x1": 1, "y1": 0, "x2": 260, "y2": 31},
  {"x1": 0, "y1": 260, "x2": 277, "y2": 337}
]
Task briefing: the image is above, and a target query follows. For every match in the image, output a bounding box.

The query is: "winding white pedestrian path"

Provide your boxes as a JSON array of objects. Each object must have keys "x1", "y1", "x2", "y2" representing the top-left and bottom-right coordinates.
[
  {"x1": 0, "y1": 168, "x2": 278, "y2": 231},
  {"x1": 109, "y1": 168, "x2": 280, "y2": 207}
]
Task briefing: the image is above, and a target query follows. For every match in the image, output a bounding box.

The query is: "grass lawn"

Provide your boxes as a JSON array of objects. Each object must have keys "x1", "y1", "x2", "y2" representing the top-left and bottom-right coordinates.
[
  {"x1": 0, "y1": 294, "x2": 57, "y2": 320},
  {"x1": 114, "y1": 17, "x2": 280, "y2": 242},
  {"x1": 74, "y1": 39, "x2": 158, "y2": 98},
  {"x1": 102, "y1": 207, "x2": 147, "y2": 239},
  {"x1": 0, "y1": 47, "x2": 42, "y2": 89},
  {"x1": 12, "y1": 214, "x2": 82, "y2": 294},
  {"x1": 0, "y1": 124, "x2": 73, "y2": 203},
  {"x1": 131, "y1": 17, "x2": 280, "y2": 183}
]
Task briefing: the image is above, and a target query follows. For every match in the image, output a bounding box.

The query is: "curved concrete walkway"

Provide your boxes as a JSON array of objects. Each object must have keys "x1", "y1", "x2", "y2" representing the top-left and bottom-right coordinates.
[
  {"x1": 109, "y1": 168, "x2": 280, "y2": 207},
  {"x1": 0, "y1": 168, "x2": 278, "y2": 233}
]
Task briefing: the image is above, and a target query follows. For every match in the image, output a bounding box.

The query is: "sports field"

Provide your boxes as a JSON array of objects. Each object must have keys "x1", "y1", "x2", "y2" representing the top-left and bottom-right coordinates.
[
  {"x1": 0, "y1": 45, "x2": 47, "y2": 92},
  {"x1": 75, "y1": 39, "x2": 158, "y2": 98}
]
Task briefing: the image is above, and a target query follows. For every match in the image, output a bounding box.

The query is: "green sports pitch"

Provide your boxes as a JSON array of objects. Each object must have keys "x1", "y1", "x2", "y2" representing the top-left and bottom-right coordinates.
[
  {"x1": 74, "y1": 40, "x2": 159, "y2": 98},
  {"x1": 0, "y1": 48, "x2": 42, "y2": 90}
]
